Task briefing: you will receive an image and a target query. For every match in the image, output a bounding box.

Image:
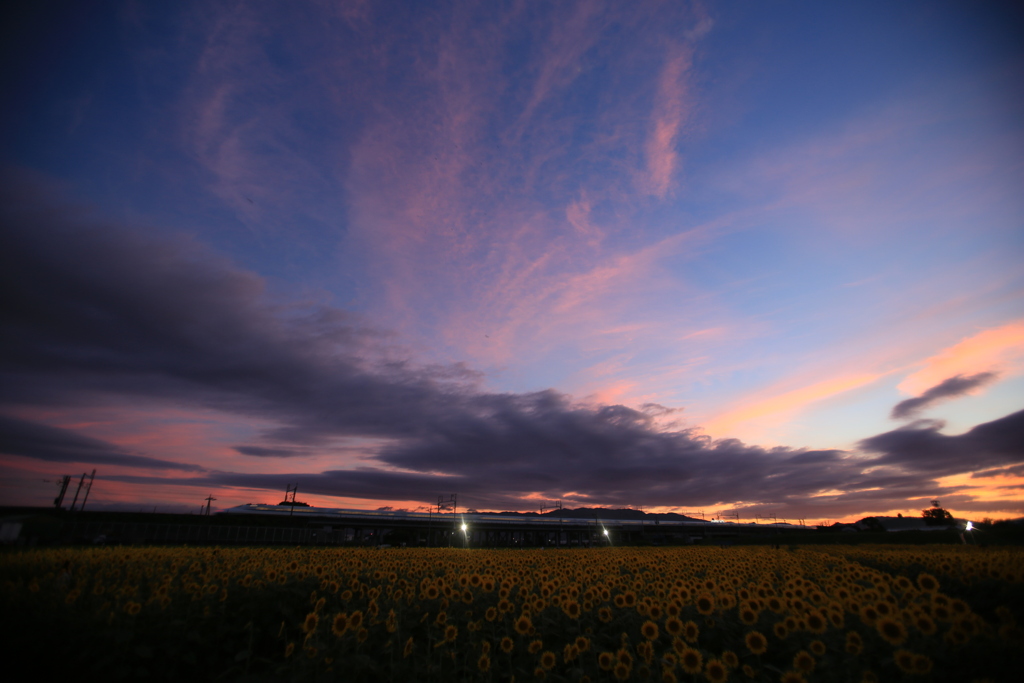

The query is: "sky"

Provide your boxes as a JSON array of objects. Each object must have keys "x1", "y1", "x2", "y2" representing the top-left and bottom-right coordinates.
[{"x1": 1, "y1": 0, "x2": 1022, "y2": 522}]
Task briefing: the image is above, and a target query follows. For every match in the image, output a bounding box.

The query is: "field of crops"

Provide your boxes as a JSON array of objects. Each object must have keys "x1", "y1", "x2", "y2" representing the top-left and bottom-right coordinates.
[{"x1": 2, "y1": 544, "x2": 1021, "y2": 682}]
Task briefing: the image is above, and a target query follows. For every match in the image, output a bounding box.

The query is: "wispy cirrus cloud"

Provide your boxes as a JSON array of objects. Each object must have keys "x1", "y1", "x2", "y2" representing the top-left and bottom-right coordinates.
[{"x1": 642, "y1": 48, "x2": 696, "y2": 198}]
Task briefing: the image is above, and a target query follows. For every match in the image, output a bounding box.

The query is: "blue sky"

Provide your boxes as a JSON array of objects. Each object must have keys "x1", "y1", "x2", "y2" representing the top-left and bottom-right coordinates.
[{"x1": 1, "y1": 1, "x2": 1022, "y2": 519}]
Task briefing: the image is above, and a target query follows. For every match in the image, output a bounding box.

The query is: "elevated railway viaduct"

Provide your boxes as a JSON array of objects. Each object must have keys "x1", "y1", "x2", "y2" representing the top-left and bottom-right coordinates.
[{"x1": 53, "y1": 504, "x2": 808, "y2": 547}]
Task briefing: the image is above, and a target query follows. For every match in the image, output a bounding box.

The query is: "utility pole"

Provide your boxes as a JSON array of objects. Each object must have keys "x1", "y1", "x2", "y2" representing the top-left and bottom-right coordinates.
[
  {"x1": 79, "y1": 470, "x2": 96, "y2": 511},
  {"x1": 69, "y1": 472, "x2": 87, "y2": 512},
  {"x1": 541, "y1": 500, "x2": 563, "y2": 547},
  {"x1": 47, "y1": 475, "x2": 71, "y2": 509},
  {"x1": 204, "y1": 494, "x2": 216, "y2": 516},
  {"x1": 285, "y1": 483, "x2": 298, "y2": 516},
  {"x1": 438, "y1": 495, "x2": 457, "y2": 546}
]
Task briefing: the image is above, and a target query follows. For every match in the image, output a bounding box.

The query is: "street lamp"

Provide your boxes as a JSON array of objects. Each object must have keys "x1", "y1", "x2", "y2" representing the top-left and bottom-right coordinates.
[{"x1": 461, "y1": 522, "x2": 468, "y2": 548}]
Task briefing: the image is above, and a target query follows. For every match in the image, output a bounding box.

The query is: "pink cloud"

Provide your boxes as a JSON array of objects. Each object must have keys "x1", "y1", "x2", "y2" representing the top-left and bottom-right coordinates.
[
  {"x1": 511, "y1": 1, "x2": 605, "y2": 137},
  {"x1": 642, "y1": 49, "x2": 695, "y2": 198},
  {"x1": 898, "y1": 320, "x2": 1024, "y2": 396},
  {"x1": 702, "y1": 372, "x2": 888, "y2": 439}
]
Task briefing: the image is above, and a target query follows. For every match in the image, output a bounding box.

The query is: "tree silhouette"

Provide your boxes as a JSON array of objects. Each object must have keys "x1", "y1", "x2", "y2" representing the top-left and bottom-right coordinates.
[{"x1": 921, "y1": 500, "x2": 953, "y2": 525}]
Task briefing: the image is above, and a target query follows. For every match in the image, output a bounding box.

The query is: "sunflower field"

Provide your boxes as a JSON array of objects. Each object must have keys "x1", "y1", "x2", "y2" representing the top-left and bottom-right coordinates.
[{"x1": 2, "y1": 544, "x2": 1022, "y2": 682}]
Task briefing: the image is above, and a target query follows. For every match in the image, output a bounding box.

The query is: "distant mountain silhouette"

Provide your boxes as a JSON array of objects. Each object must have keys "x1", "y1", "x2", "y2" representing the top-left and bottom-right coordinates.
[{"x1": 492, "y1": 507, "x2": 702, "y2": 522}]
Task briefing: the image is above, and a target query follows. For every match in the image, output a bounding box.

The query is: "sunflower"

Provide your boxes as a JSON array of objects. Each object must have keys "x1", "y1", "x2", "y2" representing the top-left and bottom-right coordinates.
[
  {"x1": 845, "y1": 631, "x2": 863, "y2": 655},
  {"x1": 696, "y1": 593, "x2": 715, "y2": 615},
  {"x1": 809, "y1": 640, "x2": 826, "y2": 656},
  {"x1": 702, "y1": 659, "x2": 726, "y2": 683},
  {"x1": 540, "y1": 651, "x2": 557, "y2": 670},
  {"x1": 779, "y1": 672, "x2": 806, "y2": 683},
  {"x1": 894, "y1": 649, "x2": 915, "y2": 674},
  {"x1": 805, "y1": 611, "x2": 827, "y2": 634},
  {"x1": 348, "y1": 610, "x2": 363, "y2": 630},
  {"x1": 744, "y1": 631, "x2": 767, "y2": 655},
  {"x1": 284, "y1": 642, "x2": 295, "y2": 658},
  {"x1": 331, "y1": 612, "x2": 348, "y2": 637},
  {"x1": 912, "y1": 654, "x2": 933, "y2": 675},
  {"x1": 642, "y1": 620, "x2": 660, "y2": 641},
  {"x1": 773, "y1": 623, "x2": 789, "y2": 639},
  {"x1": 614, "y1": 663, "x2": 631, "y2": 681},
  {"x1": 859, "y1": 605, "x2": 879, "y2": 627},
  {"x1": 575, "y1": 636, "x2": 591, "y2": 652},
  {"x1": 792, "y1": 650, "x2": 815, "y2": 674},
  {"x1": 302, "y1": 612, "x2": 319, "y2": 634},
  {"x1": 599, "y1": 652, "x2": 615, "y2": 671},
  {"x1": 739, "y1": 607, "x2": 758, "y2": 625},
  {"x1": 917, "y1": 573, "x2": 939, "y2": 592},
  {"x1": 403, "y1": 636, "x2": 414, "y2": 657},
  {"x1": 529, "y1": 639, "x2": 544, "y2": 654},
  {"x1": 876, "y1": 616, "x2": 908, "y2": 646},
  {"x1": 666, "y1": 617, "x2": 683, "y2": 636},
  {"x1": 683, "y1": 620, "x2": 700, "y2": 643},
  {"x1": 514, "y1": 614, "x2": 532, "y2": 635},
  {"x1": 599, "y1": 607, "x2": 614, "y2": 623},
  {"x1": 444, "y1": 625, "x2": 458, "y2": 643},
  {"x1": 680, "y1": 647, "x2": 703, "y2": 674},
  {"x1": 722, "y1": 651, "x2": 739, "y2": 669}
]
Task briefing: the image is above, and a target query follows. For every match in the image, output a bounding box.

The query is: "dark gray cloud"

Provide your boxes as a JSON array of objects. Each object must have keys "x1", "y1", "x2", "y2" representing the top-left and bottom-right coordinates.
[
  {"x1": 2, "y1": 180, "x2": 1022, "y2": 518},
  {"x1": 858, "y1": 409, "x2": 1024, "y2": 477},
  {"x1": 0, "y1": 414, "x2": 203, "y2": 471},
  {"x1": 234, "y1": 446, "x2": 306, "y2": 458},
  {"x1": 891, "y1": 372, "x2": 999, "y2": 419},
  {"x1": 0, "y1": 176, "x2": 475, "y2": 444},
  {"x1": 972, "y1": 463, "x2": 1024, "y2": 479}
]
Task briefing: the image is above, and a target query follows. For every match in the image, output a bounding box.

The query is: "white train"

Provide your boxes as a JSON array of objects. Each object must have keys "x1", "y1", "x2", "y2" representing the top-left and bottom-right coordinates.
[{"x1": 219, "y1": 503, "x2": 805, "y2": 530}]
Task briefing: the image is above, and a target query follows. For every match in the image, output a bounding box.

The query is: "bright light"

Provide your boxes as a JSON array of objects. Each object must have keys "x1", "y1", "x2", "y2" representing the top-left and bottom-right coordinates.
[
  {"x1": 965, "y1": 521, "x2": 974, "y2": 531},
  {"x1": 603, "y1": 529, "x2": 609, "y2": 536},
  {"x1": 461, "y1": 524, "x2": 467, "y2": 532}
]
